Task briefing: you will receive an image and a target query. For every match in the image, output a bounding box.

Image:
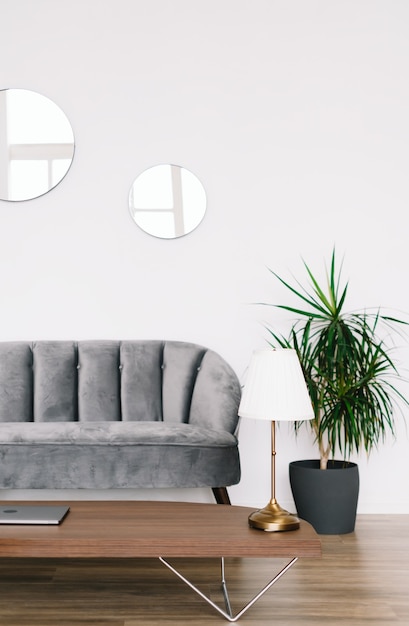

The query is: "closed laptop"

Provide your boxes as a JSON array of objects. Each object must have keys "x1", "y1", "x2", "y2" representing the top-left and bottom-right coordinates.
[{"x1": 0, "y1": 505, "x2": 70, "y2": 525}]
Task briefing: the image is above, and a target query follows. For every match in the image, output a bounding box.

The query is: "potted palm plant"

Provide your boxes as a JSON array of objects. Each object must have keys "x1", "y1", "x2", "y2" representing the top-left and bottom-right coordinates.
[{"x1": 264, "y1": 249, "x2": 408, "y2": 534}]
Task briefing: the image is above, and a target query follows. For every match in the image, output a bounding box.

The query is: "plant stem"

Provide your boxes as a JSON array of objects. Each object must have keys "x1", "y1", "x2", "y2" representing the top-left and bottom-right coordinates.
[{"x1": 313, "y1": 409, "x2": 330, "y2": 469}]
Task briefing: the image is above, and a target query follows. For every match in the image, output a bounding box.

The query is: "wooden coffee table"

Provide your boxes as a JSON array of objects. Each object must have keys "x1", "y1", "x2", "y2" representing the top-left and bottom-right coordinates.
[{"x1": 0, "y1": 501, "x2": 321, "y2": 622}]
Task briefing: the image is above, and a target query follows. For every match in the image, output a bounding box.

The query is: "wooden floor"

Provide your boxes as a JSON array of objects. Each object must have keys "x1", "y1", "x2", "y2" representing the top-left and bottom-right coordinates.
[{"x1": 0, "y1": 515, "x2": 407, "y2": 625}]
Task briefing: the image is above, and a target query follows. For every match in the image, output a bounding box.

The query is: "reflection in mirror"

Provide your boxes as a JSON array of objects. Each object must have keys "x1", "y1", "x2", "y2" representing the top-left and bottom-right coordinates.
[
  {"x1": 129, "y1": 164, "x2": 206, "y2": 239},
  {"x1": 0, "y1": 89, "x2": 75, "y2": 201}
]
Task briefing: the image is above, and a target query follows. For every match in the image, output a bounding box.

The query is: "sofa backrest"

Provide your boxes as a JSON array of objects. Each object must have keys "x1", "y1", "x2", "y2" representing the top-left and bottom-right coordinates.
[{"x1": 0, "y1": 340, "x2": 241, "y2": 433}]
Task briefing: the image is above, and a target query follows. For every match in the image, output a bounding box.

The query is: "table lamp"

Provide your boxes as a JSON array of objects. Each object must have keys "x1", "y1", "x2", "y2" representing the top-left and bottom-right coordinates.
[{"x1": 239, "y1": 348, "x2": 314, "y2": 532}]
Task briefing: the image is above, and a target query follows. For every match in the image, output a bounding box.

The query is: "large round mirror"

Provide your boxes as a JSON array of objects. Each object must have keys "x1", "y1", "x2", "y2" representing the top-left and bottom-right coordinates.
[
  {"x1": 129, "y1": 164, "x2": 207, "y2": 239},
  {"x1": 0, "y1": 88, "x2": 75, "y2": 201}
]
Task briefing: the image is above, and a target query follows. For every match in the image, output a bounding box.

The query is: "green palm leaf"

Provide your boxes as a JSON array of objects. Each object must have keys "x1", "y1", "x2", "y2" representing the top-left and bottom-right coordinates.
[{"x1": 263, "y1": 248, "x2": 409, "y2": 468}]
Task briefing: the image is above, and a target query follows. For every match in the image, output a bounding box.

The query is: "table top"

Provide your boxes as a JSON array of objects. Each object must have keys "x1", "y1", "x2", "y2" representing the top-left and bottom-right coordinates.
[{"x1": 0, "y1": 501, "x2": 322, "y2": 559}]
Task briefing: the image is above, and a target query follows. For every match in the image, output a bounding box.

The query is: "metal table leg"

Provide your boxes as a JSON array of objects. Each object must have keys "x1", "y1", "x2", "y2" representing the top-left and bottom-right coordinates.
[{"x1": 159, "y1": 556, "x2": 299, "y2": 622}]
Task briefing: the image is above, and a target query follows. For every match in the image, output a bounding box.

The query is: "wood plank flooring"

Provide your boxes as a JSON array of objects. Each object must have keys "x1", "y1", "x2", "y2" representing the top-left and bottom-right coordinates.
[{"x1": 0, "y1": 514, "x2": 407, "y2": 625}]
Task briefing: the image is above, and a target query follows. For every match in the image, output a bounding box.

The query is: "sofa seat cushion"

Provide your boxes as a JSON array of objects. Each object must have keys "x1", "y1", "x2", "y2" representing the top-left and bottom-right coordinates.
[
  {"x1": 0, "y1": 421, "x2": 238, "y2": 447},
  {"x1": 0, "y1": 422, "x2": 240, "y2": 490}
]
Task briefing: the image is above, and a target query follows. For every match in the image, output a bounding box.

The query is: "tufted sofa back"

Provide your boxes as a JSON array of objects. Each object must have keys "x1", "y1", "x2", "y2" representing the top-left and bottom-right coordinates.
[{"x1": 0, "y1": 340, "x2": 241, "y2": 433}]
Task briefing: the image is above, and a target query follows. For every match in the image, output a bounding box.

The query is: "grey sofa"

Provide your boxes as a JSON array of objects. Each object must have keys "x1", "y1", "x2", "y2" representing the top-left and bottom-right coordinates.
[{"x1": 0, "y1": 340, "x2": 241, "y2": 504}]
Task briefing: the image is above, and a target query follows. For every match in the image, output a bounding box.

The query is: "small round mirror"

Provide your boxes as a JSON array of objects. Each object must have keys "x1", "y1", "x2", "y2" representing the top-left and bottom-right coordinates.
[
  {"x1": 0, "y1": 88, "x2": 75, "y2": 201},
  {"x1": 129, "y1": 164, "x2": 207, "y2": 239}
]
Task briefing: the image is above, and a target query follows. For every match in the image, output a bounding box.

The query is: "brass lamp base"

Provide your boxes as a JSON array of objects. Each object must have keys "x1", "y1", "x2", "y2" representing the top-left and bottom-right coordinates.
[{"x1": 248, "y1": 499, "x2": 300, "y2": 532}]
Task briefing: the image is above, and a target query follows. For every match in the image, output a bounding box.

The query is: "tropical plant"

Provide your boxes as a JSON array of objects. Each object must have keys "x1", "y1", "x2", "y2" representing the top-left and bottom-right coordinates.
[{"x1": 264, "y1": 249, "x2": 408, "y2": 469}]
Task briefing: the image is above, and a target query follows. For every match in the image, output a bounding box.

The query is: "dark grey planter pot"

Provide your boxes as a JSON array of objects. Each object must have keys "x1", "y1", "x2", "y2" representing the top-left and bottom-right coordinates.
[{"x1": 289, "y1": 460, "x2": 359, "y2": 535}]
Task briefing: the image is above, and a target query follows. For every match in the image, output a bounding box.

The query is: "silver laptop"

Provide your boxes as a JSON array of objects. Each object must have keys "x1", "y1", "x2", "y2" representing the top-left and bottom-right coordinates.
[{"x1": 0, "y1": 504, "x2": 70, "y2": 525}]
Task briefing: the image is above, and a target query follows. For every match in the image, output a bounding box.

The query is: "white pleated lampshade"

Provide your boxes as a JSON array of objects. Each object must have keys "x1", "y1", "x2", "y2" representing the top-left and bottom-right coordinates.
[{"x1": 238, "y1": 348, "x2": 314, "y2": 422}]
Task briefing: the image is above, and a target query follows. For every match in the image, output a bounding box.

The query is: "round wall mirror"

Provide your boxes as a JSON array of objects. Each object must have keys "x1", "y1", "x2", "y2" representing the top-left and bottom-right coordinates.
[
  {"x1": 0, "y1": 88, "x2": 75, "y2": 201},
  {"x1": 129, "y1": 164, "x2": 207, "y2": 239}
]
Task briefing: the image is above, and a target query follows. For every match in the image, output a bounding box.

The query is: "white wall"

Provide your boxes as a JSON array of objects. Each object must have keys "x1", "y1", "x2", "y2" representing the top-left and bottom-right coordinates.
[{"x1": 1, "y1": 0, "x2": 408, "y2": 512}]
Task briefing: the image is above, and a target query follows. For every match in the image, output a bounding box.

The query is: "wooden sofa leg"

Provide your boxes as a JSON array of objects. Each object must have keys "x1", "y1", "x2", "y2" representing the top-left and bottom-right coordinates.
[{"x1": 212, "y1": 487, "x2": 231, "y2": 505}]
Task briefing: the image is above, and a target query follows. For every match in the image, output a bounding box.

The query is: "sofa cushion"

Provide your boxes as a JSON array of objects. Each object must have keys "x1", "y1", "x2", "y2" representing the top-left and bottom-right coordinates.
[
  {"x1": 0, "y1": 421, "x2": 237, "y2": 447},
  {"x1": 120, "y1": 341, "x2": 164, "y2": 421},
  {"x1": 33, "y1": 341, "x2": 78, "y2": 422},
  {"x1": 78, "y1": 341, "x2": 121, "y2": 421},
  {"x1": 0, "y1": 422, "x2": 240, "y2": 490},
  {"x1": 0, "y1": 342, "x2": 33, "y2": 422}
]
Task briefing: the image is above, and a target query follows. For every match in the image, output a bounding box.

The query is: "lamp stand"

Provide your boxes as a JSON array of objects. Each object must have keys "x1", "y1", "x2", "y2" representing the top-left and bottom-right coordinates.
[{"x1": 248, "y1": 421, "x2": 300, "y2": 532}]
